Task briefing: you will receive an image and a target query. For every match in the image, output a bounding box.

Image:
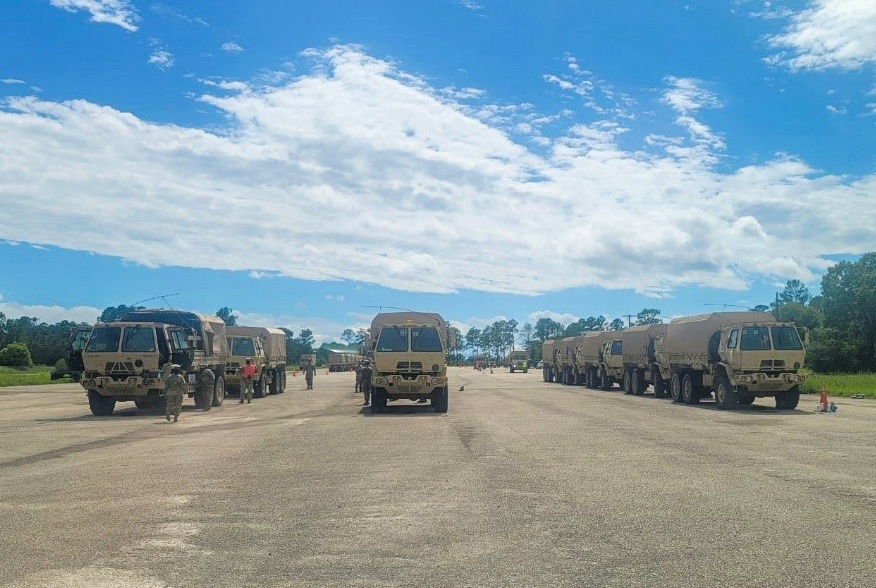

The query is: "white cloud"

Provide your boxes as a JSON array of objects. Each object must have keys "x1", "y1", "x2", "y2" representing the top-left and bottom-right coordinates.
[
  {"x1": 2, "y1": 79, "x2": 26, "y2": 85},
  {"x1": 324, "y1": 295, "x2": 346, "y2": 303},
  {"x1": 150, "y1": 3, "x2": 210, "y2": 27},
  {"x1": 0, "y1": 45, "x2": 873, "y2": 298},
  {"x1": 148, "y1": 49, "x2": 174, "y2": 69},
  {"x1": 49, "y1": 0, "x2": 140, "y2": 32},
  {"x1": 221, "y1": 42, "x2": 244, "y2": 53},
  {"x1": 764, "y1": 0, "x2": 876, "y2": 71},
  {"x1": 0, "y1": 297, "x2": 101, "y2": 324},
  {"x1": 526, "y1": 310, "x2": 580, "y2": 326},
  {"x1": 454, "y1": 0, "x2": 483, "y2": 12},
  {"x1": 826, "y1": 104, "x2": 847, "y2": 114}
]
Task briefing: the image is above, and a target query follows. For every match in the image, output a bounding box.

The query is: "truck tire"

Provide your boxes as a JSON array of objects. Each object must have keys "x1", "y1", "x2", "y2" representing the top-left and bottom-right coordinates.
[
  {"x1": 775, "y1": 386, "x2": 800, "y2": 410},
  {"x1": 371, "y1": 388, "x2": 387, "y2": 413},
  {"x1": 523, "y1": 368, "x2": 528, "y2": 373},
  {"x1": 632, "y1": 370, "x2": 645, "y2": 395},
  {"x1": 270, "y1": 370, "x2": 281, "y2": 395},
  {"x1": 280, "y1": 370, "x2": 287, "y2": 394},
  {"x1": 623, "y1": 370, "x2": 632, "y2": 394},
  {"x1": 681, "y1": 374, "x2": 701, "y2": 404},
  {"x1": 195, "y1": 383, "x2": 212, "y2": 411},
  {"x1": 509, "y1": 367, "x2": 514, "y2": 373},
  {"x1": 587, "y1": 368, "x2": 597, "y2": 389},
  {"x1": 653, "y1": 368, "x2": 667, "y2": 398},
  {"x1": 670, "y1": 374, "x2": 682, "y2": 403},
  {"x1": 254, "y1": 374, "x2": 267, "y2": 398},
  {"x1": 738, "y1": 394, "x2": 755, "y2": 405},
  {"x1": 600, "y1": 369, "x2": 611, "y2": 391},
  {"x1": 88, "y1": 390, "x2": 115, "y2": 416},
  {"x1": 212, "y1": 376, "x2": 225, "y2": 407},
  {"x1": 432, "y1": 386, "x2": 449, "y2": 413},
  {"x1": 714, "y1": 375, "x2": 738, "y2": 410}
]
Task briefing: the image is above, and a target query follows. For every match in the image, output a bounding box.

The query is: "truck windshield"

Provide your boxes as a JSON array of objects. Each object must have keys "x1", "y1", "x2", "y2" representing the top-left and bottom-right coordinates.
[
  {"x1": 740, "y1": 326, "x2": 771, "y2": 351},
  {"x1": 229, "y1": 338, "x2": 255, "y2": 356},
  {"x1": 85, "y1": 327, "x2": 121, "y2": 352},
  {"x1": 121, "y1": 326, "x2": 155, "y2": 352},
  {"x1": 377, "y1": 327, "x2": 408, "y2": 352},
  {"x1": 771, "y1": 326, "x2": 804, "y2": 350},
  {"x1": 411, "y1": 327, "x2": 443, "y2": 352}
]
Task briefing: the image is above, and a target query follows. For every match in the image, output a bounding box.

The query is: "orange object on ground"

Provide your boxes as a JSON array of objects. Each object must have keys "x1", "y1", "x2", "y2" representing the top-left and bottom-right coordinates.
[{"x1": 819, "y1": 385, "x2": 829, "y2": 411}]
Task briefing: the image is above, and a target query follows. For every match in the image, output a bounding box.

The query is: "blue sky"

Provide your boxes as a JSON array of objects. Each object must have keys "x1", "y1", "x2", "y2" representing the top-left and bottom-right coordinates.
[{"x1": 1, "y1": 1, "x2": 875, "y2": 343}]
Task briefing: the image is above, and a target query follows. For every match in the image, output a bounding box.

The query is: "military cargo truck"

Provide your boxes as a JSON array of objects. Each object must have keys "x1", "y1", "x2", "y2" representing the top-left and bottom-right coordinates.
[
  {"x1": 555, "y1": 337, "x2": 578, "y2": 385},
  {"x1": 368, "y1": 312, "x2": 452, "y2": 413},
  {"x1": 654, "y1": 312, "x2": 806, "y2": 409},
  {"x1": 508, "y1": 350, "x2": 530, "y2": 373},
  {"x1": 225, "y1": 326, "x2": 287, "y2": 397},
  {"x1": 575, "y1": 331, "x2": 615, "y2": 389},
  {"x1": 299, "y1": 353, "x2": 316, "y2": 367},
  {"x1": 327, "y1": 351, "x2": 357, "y2": 372},
  {"x1": 602, "y1": 324, "x2": 669, "y2": 397},
  {"x1": 78, "y1": 309, "x2": 228, "y2": 416}
]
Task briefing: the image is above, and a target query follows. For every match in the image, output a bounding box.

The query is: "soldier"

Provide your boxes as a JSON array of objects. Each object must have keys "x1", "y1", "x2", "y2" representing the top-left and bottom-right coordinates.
[
  {"x1": 240, "y1": 357, "x2": 255, "y2": 404},
  {"x1": 164, "y1": 364, "x2": 186, "y2": 423},
  {"x1": 361, "y1": 359, "x2": 373, "y2": 406},
  {"x1": 199, "y1": 368, "x2": 215, "y2": 410},
  {"x1": 302, "y1": 360, "x2": 316, "y2": 390},
  {"x1": 355, "y1": 361, "x2": 364, "y2": 394}
]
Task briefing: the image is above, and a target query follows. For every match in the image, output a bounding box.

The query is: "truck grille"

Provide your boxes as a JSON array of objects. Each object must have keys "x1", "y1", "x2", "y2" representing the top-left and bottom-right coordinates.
[
  {"x1": 396, "y1": 362, "x2": 423, "y2": 371},
  {"x1": 760, "y1": 360, "x2": 786, "y2": 369},
  {"x1": 105, "y1": 361, "x2": 136, "y2": 376}
]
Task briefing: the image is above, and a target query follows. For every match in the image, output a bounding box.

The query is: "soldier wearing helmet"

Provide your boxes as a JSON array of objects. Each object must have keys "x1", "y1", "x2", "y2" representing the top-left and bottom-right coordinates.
[{"x1": 164, "y1": 364, "x2": 186, "y2": 422}]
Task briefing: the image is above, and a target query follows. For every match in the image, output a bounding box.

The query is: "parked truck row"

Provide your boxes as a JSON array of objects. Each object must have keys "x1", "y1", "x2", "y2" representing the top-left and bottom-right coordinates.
[
  {"x1": 327, "y1": 352, "x2": 365, "y2": 372},
  {"x1": 70, "y1": 309, "x2": 288, "y2": 416},
  {"x1": 542, "y1": 312, "x2": 806, "y2": 410}
]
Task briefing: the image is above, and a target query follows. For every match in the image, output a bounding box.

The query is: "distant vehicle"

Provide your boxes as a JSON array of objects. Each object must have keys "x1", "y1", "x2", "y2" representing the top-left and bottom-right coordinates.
[
  {"x1": 507, "y1": 350, "x2": 529, "y2": 373},
  {"x1": 225, "y1": 326, "x2": 287, "y2": 397}
]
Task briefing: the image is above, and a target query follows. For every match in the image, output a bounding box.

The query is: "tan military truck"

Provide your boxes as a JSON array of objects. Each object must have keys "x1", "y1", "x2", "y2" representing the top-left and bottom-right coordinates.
[
  {"x1": 225, "y1": 326, "x2": 287, "y2": 398},
  {"x1": 367, "y1": 312, "x2": 452, "y2": 413},
  {"x1": 576, "y1": 331, "x2": 615, "y2": 389},
  {"x1": 78, "y1": 309, "x2": 228, "y2": 416},
  {"x1": 555, "y1": 336, "x2": 578, "y2": 385},
  {"x1": 507, "y1": 350, "x2": 530, "y2": 373},
  {"x1": 654, "y1": 311, "x2": 806, "y2": 409},
  {"x1": 600, "y1": 324, "x2": 670, "y2": 396},
  {"x1": 299, "y1": 353, "x2": 316, "y2": 367},
  {"x1": 541, "y1": 340, "x2": 558, "y2": 382}
]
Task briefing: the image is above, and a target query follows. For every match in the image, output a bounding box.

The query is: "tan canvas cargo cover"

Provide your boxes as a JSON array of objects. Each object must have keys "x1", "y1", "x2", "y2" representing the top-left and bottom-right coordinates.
[
  {"x1": 226, "y1": 326, "x2": 287, "y2": 362},
  {"x1": 663, "y1": 312, "x2": 775, "y2": 355},
  {"x1": 621, "y1": 324, "x2": 668, "y2": 365},
  {"x1": 577, "y1": 331, "x2": 614, "y2": 363}
]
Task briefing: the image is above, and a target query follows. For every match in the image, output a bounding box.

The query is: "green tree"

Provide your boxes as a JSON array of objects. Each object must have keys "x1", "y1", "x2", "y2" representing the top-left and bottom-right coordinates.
[
  {"x1": 609, "y1": 318, "x2": 625, "y2": 331},
  {"x1": 216, "y1": 307, "x2": 238, "y2": 326},
  {"x1": 635, "y1": 308, "x2": 663, "y2": 325},
  {"x1": 0, "y1": 342, "x2": 33, "y2": 367},
  {"x1": 817, "y1": 253, "x2": 876, "y2": 371},
  {"x1": 99, "y1": 305, "x2": 142, "y2": 323},
  {"x1": 563, "y1": 316, "x2": 606, "y2": 337},
  {"x1": 779, "y1": 279, "x2": 812, "y2": 306},
  {"x1": 533, "y1": 318, "x2": 565, "y2": 341}
]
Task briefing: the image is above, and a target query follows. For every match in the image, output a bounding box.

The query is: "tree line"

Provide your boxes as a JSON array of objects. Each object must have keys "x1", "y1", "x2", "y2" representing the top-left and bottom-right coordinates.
[{"x1": 2, "y1": 254, "x2": 875, "y2": 372}]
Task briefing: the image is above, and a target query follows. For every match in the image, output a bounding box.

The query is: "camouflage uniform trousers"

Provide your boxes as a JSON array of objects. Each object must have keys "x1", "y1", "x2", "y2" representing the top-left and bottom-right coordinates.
[
  {"x1": 241, "y1": 378, "x2": 253, "y2": 403},
  {"x1": 165, "y1": 392, "x2": 184, "y2": 420}
]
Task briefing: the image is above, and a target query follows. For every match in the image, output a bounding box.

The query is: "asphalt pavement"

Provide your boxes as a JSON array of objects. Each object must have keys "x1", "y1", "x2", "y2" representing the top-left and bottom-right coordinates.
[{"x1": 1, "y1": 368, "x2": 874, "y2": 588}]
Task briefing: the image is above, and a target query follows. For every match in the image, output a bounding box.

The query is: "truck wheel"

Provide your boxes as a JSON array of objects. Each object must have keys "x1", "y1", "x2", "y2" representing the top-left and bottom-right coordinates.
[
  {"x1": 775, "y1": 386, "x2": 800, "y2": 410},
  {"x1": 280, "y1": 370, "x2": 287, "y2": 393},
  {"x1": 270, "y1": 370, "x2": 281, "y2": 395},
  {"x1": 738, "y1": 394, "x2": 755, "y2": 405},
  {"x1": 254, "y1": 374, "x2": 267, "y2": 398},
  {"x1": 523, "y1": 368, "x2": 528, "y2": 373},
  {"x1": 195, "y1": 383, "x2": 212, "y2": 411},
  {"x1": 632, "y1": 370, "x2": 645, "y2": 396},
  {"x1": 653, "y1": 368, "x2": 666, "y2": 398},
  {"x1": 600, "y1": 370, "x2": 611, "y2": 391},
  {"x1": 432, "y1": 386, "x2": 449, "y2": 413},
  {"x1": 212, "y1": 376, "x2": 225, "y2": 407},
  {"x1": 88, "y1": 390, "x2": 115, "y2": 416},
  {"x1": 134, "y1": 398, "x2": 159, "y2": 410},
  {"x1": 587, "y1": 368, "x2": 596, "y2": 389},
  {"x1": 681, "y1": 374, "x2": 700, "y2": 404},
  {"x1": 714, "y1": 376, "x2": 737, "y2": 410},
  {"x1": 371, "y1": 388, "x2": 387, "y2": 413},
  {"x1": 623, "y1": 370, "x2": 632, "y2": 394},
  {"x1": 670, "y1": 374, "x2": 682, "y2": 403}
]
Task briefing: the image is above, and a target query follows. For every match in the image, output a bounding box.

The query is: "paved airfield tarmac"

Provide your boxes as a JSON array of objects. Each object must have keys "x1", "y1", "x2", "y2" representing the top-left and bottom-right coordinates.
[{"x1": 1, "y1": 368, "x2": 875, "y2": 588}]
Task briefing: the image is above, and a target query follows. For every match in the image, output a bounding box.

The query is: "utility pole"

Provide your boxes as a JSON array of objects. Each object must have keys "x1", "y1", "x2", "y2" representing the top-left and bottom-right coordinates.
[{"x1": 624, "y1": 314, "x2": 634, "y2": 327}]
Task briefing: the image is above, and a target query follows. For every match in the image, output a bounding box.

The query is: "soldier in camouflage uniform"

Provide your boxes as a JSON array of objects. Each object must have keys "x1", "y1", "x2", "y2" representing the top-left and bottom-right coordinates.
[
  {"x1": 361, "y1": 360, "x2": 373, "y2": 406},
  {"x1": 164, "y1": 364, "x2": 186, "y2": 422}
]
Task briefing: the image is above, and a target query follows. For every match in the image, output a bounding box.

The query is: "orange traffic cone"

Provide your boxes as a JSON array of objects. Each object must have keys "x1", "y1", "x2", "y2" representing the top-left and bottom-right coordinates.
[
  {"x1": 819, "y1": 384, "x2": 829, "y2": 412},
  {"x1": 292, "y1": 371, "x2": 296, "y2": 377}
]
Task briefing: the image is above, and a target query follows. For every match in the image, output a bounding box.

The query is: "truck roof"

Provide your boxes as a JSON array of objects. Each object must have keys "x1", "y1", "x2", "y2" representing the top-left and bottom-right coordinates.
[
  {"x1": 370, "y1": 312, "x2": 446, "y2": 330},
  {"x1": 664, "y1": 311, "x2": 780, "y2": 353}
]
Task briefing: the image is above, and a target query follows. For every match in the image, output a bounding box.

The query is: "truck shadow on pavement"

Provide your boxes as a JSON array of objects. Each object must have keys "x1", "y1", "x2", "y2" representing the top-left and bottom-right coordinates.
[{"x1": 359, "y1": 404, "x2": 442, "y2": 417}]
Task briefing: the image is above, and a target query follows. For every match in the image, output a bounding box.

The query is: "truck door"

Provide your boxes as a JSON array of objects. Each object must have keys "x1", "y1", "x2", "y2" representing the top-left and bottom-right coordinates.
[
  {"x1": 65, "y1": 326, "x2": 92, "y2": 373},
  {"x1": 168, "y1": 327, "x2": 195, "y2": 369}
]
